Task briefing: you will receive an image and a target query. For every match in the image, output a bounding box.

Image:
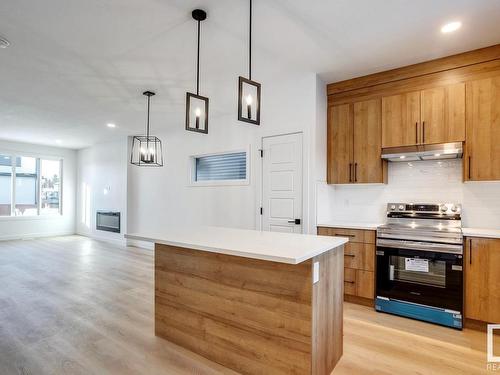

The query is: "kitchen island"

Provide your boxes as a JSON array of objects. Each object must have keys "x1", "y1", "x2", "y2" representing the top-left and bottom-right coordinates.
[{"x1": 125, "y1": 227, "x2": 347, "y2": 375}]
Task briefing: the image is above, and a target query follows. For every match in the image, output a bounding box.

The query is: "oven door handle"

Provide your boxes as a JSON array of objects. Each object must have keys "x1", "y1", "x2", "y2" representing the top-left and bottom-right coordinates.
[{"x1": 376, "y1": 238, "x2": 463, "y2": 254}]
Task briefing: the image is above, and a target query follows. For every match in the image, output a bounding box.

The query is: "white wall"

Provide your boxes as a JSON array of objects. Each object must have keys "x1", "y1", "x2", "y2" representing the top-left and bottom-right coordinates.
[
  {"x1": 127, "y1": 64, "x2": 320, "y2": 236},
  {"x1": 76, "y1": 138, "x2": 128, "y2": 244},
  {"x1": 317, "y1": 159, "x2": 500, "y2": 229},
  {"x1": 0, "y1": 140, "x2": 77, "y2": 240}
]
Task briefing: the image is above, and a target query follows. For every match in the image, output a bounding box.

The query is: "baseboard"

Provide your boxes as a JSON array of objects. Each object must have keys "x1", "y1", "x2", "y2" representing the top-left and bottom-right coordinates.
[
  {"x1": 344, "y1": 294, "x2": 375, "y2": 307},
  {"x1": 76, "y1": 231, "x2": 127, "y2": 247},
  {"x1": 126, "y1": 238, "x2": 154, "y2": 250},
  {"x1": 465, "y1": 318, "x2": 500, "y2": 334},
  {"x1": 0, "y1": 231, "x2": 76, "y2": 241}
]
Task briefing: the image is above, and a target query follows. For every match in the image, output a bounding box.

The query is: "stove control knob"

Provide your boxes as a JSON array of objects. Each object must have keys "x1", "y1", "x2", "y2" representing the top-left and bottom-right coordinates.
[
  {"x1": 390, "y1": 204, "x2": 396, "y2": 210},
  {"x1": 440, "y1": 205, "x2": 448, "y2": 212},
  {"x1": 398, "y1": 204, "x2": 405, "y2": 211},
  {"x1": 451, "y1": 205, "x2": 458, "y2": 212}
]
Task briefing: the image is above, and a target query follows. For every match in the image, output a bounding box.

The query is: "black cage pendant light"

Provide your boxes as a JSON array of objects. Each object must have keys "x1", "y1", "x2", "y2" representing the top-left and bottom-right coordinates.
[
  {"x1": 130, "y1": 91, "x2": 164, "y2": 167},
  {"x1": 186, "y1": 9, "x2": 209, "y2": 134},
  {"x1": 238, "y1": 0, "x2": 261, "y2": 125}
]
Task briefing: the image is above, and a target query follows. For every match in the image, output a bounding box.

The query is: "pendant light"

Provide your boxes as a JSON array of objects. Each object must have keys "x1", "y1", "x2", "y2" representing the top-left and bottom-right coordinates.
[
  {"x1": 238, "y1": 0, "x2": 261, "y2": 125},
  {"x1": 186, "y1": 9, "x2": 209, "y2": 134},
  {"x1": 130, "y1": 91, "x2": 164, "y2": 167}
]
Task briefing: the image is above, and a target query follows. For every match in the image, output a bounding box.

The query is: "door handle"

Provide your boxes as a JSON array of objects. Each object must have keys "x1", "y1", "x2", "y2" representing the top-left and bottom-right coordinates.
[
  {"x1": 349, "y1": 163, "x2": 352, "y2": 182},
  {"x1": 415, "y1": 122, "x2": 418, "y2": 144},
  {"x1": 354, "y1": 163, "x2": 358, "y2": 182},
  {"x1": 288, "y1": 219, "x2": 301, "y2": 225},
  {"x1": 422, "y1": 121, "x2": 425, "y2": 144}
]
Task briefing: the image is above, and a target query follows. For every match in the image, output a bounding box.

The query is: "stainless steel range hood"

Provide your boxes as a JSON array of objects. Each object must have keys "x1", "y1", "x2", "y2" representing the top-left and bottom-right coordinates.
[{"x1": 381, "y1": 142, "x2": 463, "y2": 162}]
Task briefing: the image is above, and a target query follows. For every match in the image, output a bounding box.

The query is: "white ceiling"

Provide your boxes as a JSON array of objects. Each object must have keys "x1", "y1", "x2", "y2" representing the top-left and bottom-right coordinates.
[{"x1": 1, "y1": 0, "x2": 499, "y2": 149}]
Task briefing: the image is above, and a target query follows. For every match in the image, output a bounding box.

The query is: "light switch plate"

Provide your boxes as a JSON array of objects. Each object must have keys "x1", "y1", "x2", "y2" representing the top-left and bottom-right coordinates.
[{"x1": 313, "y1": 261, "x2": 320, "y2": 284}]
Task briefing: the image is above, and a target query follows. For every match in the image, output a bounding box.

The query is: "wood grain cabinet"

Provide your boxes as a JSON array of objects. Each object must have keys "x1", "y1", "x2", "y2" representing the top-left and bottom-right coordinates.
[
  {"x1": 318, "y1": 227, "x2": 375, "y2": 305},
  {"x1": 381, "y1": 83, "x2": 465, "y2": 148},
  {"x1": 421, "y1": 83, "x2": 465, "y2": 145},
  {"x1": 464, "y1": 76, "x2": 500, "y2": 181},
  {"x1": 382, "y1": 91, "x2": 420, "y2": 148},
  {"x1": 327, "y1": 99, "x2": 387, "y2": 184},
  {"x1": 465, "y1": 237, "x2": 500, "y2": 324}
]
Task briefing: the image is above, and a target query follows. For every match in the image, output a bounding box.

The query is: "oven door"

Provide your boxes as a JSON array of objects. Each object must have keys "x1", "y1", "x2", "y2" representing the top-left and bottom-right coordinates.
[{"x1": 376, "y1": 239, "x2": 463, "y2": 312}]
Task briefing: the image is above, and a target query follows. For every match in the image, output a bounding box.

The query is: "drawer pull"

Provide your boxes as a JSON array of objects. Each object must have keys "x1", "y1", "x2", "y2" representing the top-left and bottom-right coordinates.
[
  {"x1": 333, "y1": 234, "x2": 356, "y2": 238},
  {"x1": 344, "y1": 254, "x2": 356, "y2": 257},
  {"x1": 344, "y1": 280, "x2": 355, "y2": 284}
]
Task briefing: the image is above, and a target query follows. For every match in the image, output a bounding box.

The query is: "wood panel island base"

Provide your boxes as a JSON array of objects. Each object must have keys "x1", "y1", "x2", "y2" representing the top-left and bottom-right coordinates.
[{"x1": 126, "y1": 227, "x2": 347, "y2": 375}]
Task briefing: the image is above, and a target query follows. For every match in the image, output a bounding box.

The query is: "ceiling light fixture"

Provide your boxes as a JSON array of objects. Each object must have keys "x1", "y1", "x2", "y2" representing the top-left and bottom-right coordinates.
[
  {"x1": 185, "y1": 9, "x2": 209, "y2": 134},
  {"x1": 441, "y1": 21, "x2": 462, "y2": 33},
  {"x1": 107, "y1": 123, "x2": 116, "y2": 128},
  {"x1": 0, "y1": 36, "x2": 10, "y2": 49},
  {"x1": 130, "y1": 91, "x2": 164, "y2": 167},
  {"x1": 238, "y1": 0, "x2": 261, "y2": 125}
]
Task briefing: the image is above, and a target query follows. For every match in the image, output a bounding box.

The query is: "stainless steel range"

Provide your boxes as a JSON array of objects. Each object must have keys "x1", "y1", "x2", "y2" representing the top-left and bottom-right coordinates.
[{"x1": 375, "y1": 203, "x2": 464, "y2": 329}]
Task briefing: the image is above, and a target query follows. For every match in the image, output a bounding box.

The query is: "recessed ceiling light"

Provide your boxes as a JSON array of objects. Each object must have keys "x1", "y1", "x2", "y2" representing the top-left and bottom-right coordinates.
[
  {"x1": 0, "y1": 36, "x2": 10, "y2": 49},
  {"x1": 441, "y1": 21, "x2": 462, "y2": 33},
  {"x1": 107, "y1": 123, "x2": 116, "y2": 128},
  {"x1": 55, "y1": 139, "x2": 62, "y2": 144}
]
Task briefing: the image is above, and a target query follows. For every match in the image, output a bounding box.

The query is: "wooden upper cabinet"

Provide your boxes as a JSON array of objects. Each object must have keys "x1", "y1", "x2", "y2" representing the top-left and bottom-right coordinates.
[
  {"x1": 353, "y1": 99, "x2": 386, "y2": 183},
  {"x1": 465, "y1": 237, "x2": 500, "y2": 323},
  {"x1": 381, "y1": 91, "x2": 420, "y2": 148},
  {"x1": 421, "y1": 83, "x2": 465, "y2": 145},
  {"x1": 327, "y1": 104, "x2": 352, "y2": 184},
  {"x1": 465, "y1": 76, "x2": 500, "y2": 181}
]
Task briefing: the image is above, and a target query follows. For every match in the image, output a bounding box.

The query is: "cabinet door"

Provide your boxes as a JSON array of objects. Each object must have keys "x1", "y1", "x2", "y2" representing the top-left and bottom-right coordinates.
[
  {"x1": 327, "y1": 104, "x2": 353, "y2": 184},
  {"x1": 356, "y1": 270, "x2": 375, "y2": 299},
  {"x1": 353, "y1": 99, "x2": 386, "y2": 183},
  {"x1": 382, "y1": 91, "x2": 420, "y2": 147},
  {"x1": 465, "y1": 238, "x2": 500, "y2": 323},
  {"x1": 465, "y1": 77, "x2": 500, "y2": 181},
  {"x1": 421, "y1": 83, "x2": 465, "y2": 145}
]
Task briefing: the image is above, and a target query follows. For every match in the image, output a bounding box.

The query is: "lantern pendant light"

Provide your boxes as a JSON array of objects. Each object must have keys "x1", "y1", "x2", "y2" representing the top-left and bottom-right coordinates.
[
  {"x1": 186, "y1": 9, "x2": 209, "y2": 134},
  {"x1": 130, "y1": 91, "x2": 164, "y2": 167},
  {"x1": 238, "y1": 0, "x2": 261, "y2": 125}
]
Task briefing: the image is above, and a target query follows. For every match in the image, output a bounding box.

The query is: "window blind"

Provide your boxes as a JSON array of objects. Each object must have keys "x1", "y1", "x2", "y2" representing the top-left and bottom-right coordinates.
[{"x1": 195, "y1": 152, "x2": 247, "y2": 181}]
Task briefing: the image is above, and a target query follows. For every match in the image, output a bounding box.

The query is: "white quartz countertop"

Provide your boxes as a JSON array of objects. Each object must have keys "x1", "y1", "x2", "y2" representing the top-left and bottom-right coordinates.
[
  {"x1": 317, "y1": 222, "x2": 382, "y2": 230},
  {"x1": 125, "y1": 226, "x2": 348, "y2": 264},
  {"x1": 462, "y1": 228, "x2": 500, "y2": 239}
]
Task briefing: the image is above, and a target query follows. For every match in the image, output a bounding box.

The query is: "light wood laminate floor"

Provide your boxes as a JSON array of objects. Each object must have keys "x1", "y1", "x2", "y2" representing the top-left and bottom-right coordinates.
[{"x1": 0, "y1": 236, "x2": 496, "y2": 374}]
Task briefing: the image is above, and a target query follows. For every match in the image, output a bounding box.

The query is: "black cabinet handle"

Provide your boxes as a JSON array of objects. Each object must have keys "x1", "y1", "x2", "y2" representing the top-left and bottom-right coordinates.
[
  {"x1": 344, "y1": 254, "x2": 356, "y2": 258},
  {"x1": 333, "y1": 234, "x2": 356, "y2": 238},
  {"x1": 422, "y1": 121, "x2": 425, "y2": 143},
  {"x1": 469, "y1": 238, "x2": 472, "y2": 265},
  {"x1": 344, "y1": 280, "x2": 355, "y2": 284},
  {"x1": 349, "y1": 163, "x2": 352, "y2": 182},
  {"x1": 468, "y1": 156, "x2": 472, "y2": 180},
  {"x1": 354, "y1": 163, "x2": 358, "y2": 182},
  {"x1": 415, "y1": 122, "x2": 418, "y2": 144}
]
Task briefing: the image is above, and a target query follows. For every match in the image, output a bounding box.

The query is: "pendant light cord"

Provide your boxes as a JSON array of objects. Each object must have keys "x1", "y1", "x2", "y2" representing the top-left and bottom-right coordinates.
[
  {"x1": 249, "y1": 0, "x2": 252, "y2": 80},
  {"x1": 196, "y1": 19, "x2": 201, "y2": 95},
  {"x1": 146, "y1": 95, "x2": 151, "y2": 137}
]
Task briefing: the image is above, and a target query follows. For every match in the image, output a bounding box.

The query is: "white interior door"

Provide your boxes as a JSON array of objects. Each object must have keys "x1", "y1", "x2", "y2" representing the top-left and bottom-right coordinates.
[{"x1": 262, "y1": 133, "x2": 303, "y2": 233}]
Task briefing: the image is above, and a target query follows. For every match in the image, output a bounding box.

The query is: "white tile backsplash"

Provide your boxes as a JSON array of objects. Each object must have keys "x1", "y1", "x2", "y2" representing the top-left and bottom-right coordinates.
[{"x1": 317, "y1": 159, "x2": 500, "y2": 229}]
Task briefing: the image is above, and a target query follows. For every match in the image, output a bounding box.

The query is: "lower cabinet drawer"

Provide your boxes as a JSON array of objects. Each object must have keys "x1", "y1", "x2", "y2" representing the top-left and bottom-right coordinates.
[
  {"x1": 344, "y1": 268, "x2": 374, "y2": 299},
  {"x1": 344, "y1": 242, "x2": 375, "y2": 271},
  {"x1": 344, "y1": 268, "x2": 357, "y2": 296}
]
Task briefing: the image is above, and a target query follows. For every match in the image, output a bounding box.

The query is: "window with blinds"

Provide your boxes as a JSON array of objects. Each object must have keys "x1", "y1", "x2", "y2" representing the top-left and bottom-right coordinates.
[{"x1": 195, "y1": 152, "x2": 247, "y2": 182}]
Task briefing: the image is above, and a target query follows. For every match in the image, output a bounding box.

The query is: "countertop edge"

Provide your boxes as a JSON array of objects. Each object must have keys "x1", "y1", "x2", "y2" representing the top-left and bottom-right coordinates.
[
  {"x1": 462, "y1": 228, "x2": 500, "y2": 239},
  {"x1": 125, "y1": 234, "x2": 348, "y2": 264},
  {"x1": 317, "y1": 222, "x2": 382, "y2": 231}
]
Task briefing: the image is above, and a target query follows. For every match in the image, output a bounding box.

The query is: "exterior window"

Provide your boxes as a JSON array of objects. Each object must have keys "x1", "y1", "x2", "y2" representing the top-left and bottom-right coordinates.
[
  {"x1": 15, "y1": 156, "x2": 38, "y2": 216},
  {"x1": 0, "y1": 153, "x2": 62, "y2": 217},
  {"x1": 40, "y1": 159, "x2": 61, "y2": 215},
  {"x1": 0, "y1": 154, "x2": 12, "y2": 216},
  {"x1": 194, "y1": 152, "x2": 247, "y2": 182}
]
